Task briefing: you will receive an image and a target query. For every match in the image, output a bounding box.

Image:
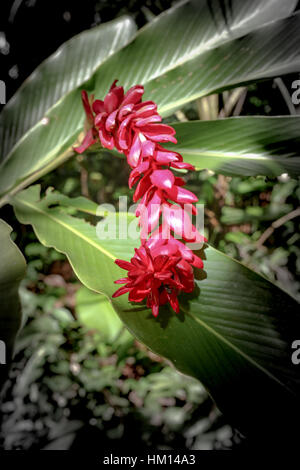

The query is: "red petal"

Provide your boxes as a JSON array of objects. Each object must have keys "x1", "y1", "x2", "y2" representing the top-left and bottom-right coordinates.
[
  {"x1": 159, "y1": 289, "x2": 168, "y2": 305},
  {"x1": 114, "y1": 277, "x2": 129, "y2": 284},
  {"x1": 176, "y1": 259, "x2": 193, "y2": 275},
  {"x1": 105, "y1": 109, "x2": 118, "y2": 132},
  {"x1": 168, "y1": 238, "x2": 193, "y2": 262},
  {"x1": 142, "y1": 123, "x2": 175, "y2": 136},
  {"x1": 151, "y1": 304, "x2": 159, "y2": 317},
  {"x1": 111, "y1": 85, "x2": 124, "y2": 106},
  {"x1": 166, "y1": 185, "x2": 198, "y2": 204},
  {"x1": 174, "y1": 177, "x2": 185, "y2": 186},
  {"x1": 81, "y1": 90, "x2": 94, "y2": 125},
  {"x1": 191, "y1": 255, "x2": 204, "y2": 269},
  {"x1": 117, "y1": 115, "x2": 133, "y2": 150},
  {"x1": 163, "y1": 204, "x2": 193, "y2": 240},
  {"x1": 144, "y1": 134, "x2": 177, "y2": 144},
  {"x1": 122, "y1": 85, "x2": 144, "y2": 106},
  {"x1": 135, "y1": 114, "x2": 161, "y2": 128},
  {"x1": 184, "y1": 203, "x2": 198, "y2": 216},
  {"x1": 134, "y1": 101, "x2": 157, "y2": 117},
  {"x1": 109, "y1": 79, "x2": 119, "y2": 91},
  {"x1": 127, "y1": 133, "x2": 142, "y2": 168},
  {"x1": 104, "y1": 91, "x2": 118, "y2": 114},
  {"x1": 153, "y1": 254, "x2": 168, "y2": 271},
  {"x1": 74, "y1": 129, "x2": 96, "y2": 154},
  {"x1": 167, "y1": 291, "x2": 180, "y2": 314},
  {"x1": 99, "y1": 128, "x2": 114, "y2": 149},
  {"x1": 92, "y1": 99, "x2": 105, "y2": 114},
  {"x1": 94, "y1": 111, "x2": 107, "y2": 128},
  {"x1": 141, "y1": 140, "x2": 156, "y2": 158},
  {"x1": 142, "y1": 124, "x2": 177, "y2": 143},
  {"x1": 140, "y1": 190, "x2": 162, "y2": 233},
  {"x1": 155, "y1": 150, "x2": 179, "y2": 164},
  {"x1": 150, "y1": 169, "x2": 175, "y2": 190},
  {"x1": 135, "y1": 188, "x2": 152, "y2": 217},
  {"x1": 151, "y1": 241, "x2": 177, "y2": 259},
  {"x1": 133, "y1": 174, "x2": 152, "y2": 203},
  {"x1": 115, "y1": 259, "x2": 132, "y2": 270},
  {"x1": 112, "y1": 286, "x2": 131, "y2": 298},
  {"x1": 128, "y1": 160, "x2": 149, "y2": 188},
  {"x1": 118, "y1": 103, "x2": 134, "y2": 121},
  {"x1": 171, "y1": 161, "x2": 195, "y2": 171}
]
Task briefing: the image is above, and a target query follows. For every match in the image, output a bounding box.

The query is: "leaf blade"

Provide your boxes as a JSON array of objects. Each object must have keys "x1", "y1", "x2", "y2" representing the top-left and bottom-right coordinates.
[
  {"x1": 165, "y1": 116, "x2": 300, "y2": 176},
  {"x1": 0, "y1": 219, "x2": 26, "y2": 387},
  {"x1": 11, "y1": 187, "x2": 300, "y2": 437}
]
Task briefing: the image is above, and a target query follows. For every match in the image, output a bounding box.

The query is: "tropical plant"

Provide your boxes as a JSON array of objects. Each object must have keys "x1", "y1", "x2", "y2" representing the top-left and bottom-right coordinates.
[
  {"x1": 0, "y1": 0, "x2": 299, "y2": 444},
  {"x1": 0, "y1": 220, "x2": 26, "y2": 388}
]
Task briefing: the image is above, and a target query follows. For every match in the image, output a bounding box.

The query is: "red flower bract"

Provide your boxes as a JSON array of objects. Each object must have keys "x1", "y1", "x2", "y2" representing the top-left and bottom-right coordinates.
[
  {"x1": 112, "y1": 237, "x2": 197, "y2": 317},
  {"x1": 74, "y1": 80, "x2": 176, "y2": 164},
  {"x1": 75, "y1": 80, "x2": 206, "y2": 317},
  {"x1": 74, "y1": 91, "x2": 98, "y2": 154}
]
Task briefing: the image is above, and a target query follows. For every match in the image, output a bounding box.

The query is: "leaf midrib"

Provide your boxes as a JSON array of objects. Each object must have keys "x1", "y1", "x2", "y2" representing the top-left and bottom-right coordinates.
[{"x1": 176, "y1": 149, "x2": 283, "y2": 160}]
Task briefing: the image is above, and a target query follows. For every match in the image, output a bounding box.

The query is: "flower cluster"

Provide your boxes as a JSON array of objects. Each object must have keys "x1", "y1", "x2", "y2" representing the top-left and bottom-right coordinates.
[{"x1": 75, "y1": 81, "x2": 206, "y2": 317}]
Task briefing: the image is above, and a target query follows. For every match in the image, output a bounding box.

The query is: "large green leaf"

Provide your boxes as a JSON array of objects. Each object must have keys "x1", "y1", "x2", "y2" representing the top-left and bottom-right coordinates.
[
  {"x1": 0, "y1": 219, "x2": 26, "y2": 388},
  {"x1": 165, "y1": 117, "x2": 300, "y2": 176},
  {"x1": 11, "y1": 186, "x2": 300, "y2": 439},
  {"x1": 146, "y1": 10, "x2": 300, "y2": 115},
  {"x1": 0, "y1": 0, "x2": 299, "y2": 201},
  {"x1": 76, "y1": 286, "x2": 132, "y2": 344}
]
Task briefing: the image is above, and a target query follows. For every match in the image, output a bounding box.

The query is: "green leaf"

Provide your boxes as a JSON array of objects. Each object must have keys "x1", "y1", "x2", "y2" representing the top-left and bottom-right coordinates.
[
  {"x1": 76, "y1": 286, "x2": 132, "y2": 344},
  {"x1": 41, "y1": 189, "x2": 136, "y2": 218},
  {"x1": 146, "y1": 10, "x2": 300, "y2": 115},
  {"x1": 41, "y1": 190, "x2": 100, "y2": 216},
  {"x1": 0, "y1": 0, "x2": 299, "y2": 200},
  {"x1": 11, "y1": 187, "x2": 300, "y2": 438},
  {"x1": 0, "y1": 219, "x2": 26, "y2": 387},
  {"x1": 165, "y1": 117, "x2": 300, "y2": 177}
]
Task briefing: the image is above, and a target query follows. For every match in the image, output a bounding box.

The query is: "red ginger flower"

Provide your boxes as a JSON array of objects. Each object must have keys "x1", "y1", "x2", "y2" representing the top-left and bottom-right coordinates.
[
  {"x1": 112, "y1": 235, "x2": 202, "y2": 317},
  {"x1": 75, "y1": 80, "x2": 206, "y2": 317}
]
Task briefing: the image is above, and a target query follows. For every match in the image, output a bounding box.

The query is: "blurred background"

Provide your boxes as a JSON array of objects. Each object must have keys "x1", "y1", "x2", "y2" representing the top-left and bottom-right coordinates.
[{"x1": 0, "y1": 0, "x2": 299, "y2": 450}]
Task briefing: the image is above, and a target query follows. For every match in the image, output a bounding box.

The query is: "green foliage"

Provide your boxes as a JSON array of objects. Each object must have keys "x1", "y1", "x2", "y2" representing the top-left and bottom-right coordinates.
[
  {"x1": 221, "y1": 177, "x2": 300, "y2": 298},
  {"x1": 76, "y1": 286, "x2": 132, "y2": 344},
  {"x1": 11, "y1": 185, "x2": 300, "y2": 439},
  {"x1": 0, "y1": 262, "x2": 232, "y2": 450},
  {"x1": 166, "y1": 117, "x2": 300, "y2": 176},
  {"x1": 0, "y1": 220, "x2": 26, "y2": 387}
]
